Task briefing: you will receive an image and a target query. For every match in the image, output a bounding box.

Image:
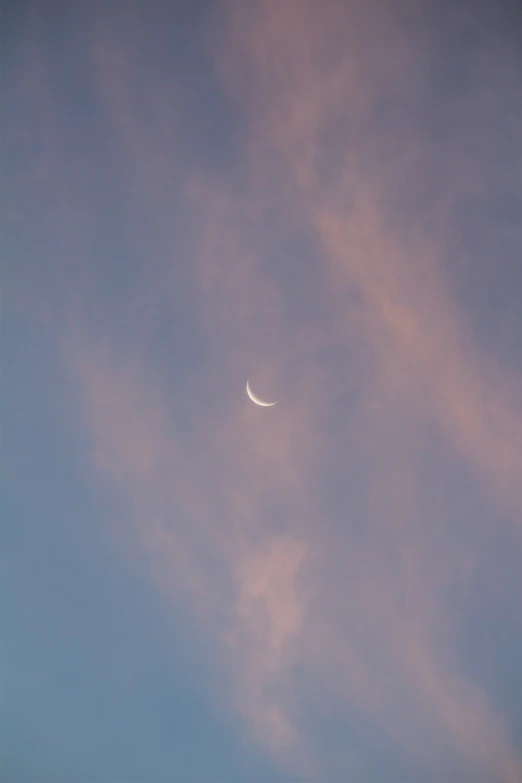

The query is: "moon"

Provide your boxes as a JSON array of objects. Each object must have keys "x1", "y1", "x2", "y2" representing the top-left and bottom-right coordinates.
[{"x1": 246, "y1": 379, "x2": 277, "y2": 407}]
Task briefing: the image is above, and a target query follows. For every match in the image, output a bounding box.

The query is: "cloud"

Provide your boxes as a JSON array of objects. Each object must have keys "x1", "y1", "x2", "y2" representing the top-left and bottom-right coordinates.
[
  {"x1": 68, "y1": 0, "x2": 522, "y2": 779},
  {"x1": 69, "y1": 334, "x2": 315, "y2": 754}
]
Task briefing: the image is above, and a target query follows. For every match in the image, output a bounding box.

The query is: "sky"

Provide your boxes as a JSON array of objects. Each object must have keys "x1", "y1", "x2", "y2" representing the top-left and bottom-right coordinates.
[{"x1": 3, "y1": 0, "x2": 522, "y2": 781}]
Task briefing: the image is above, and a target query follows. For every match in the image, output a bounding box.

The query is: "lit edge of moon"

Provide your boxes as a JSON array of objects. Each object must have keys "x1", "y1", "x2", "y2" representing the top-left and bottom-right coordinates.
[{"x1": 246, "y1": 379, "x2": 278, "y2": 407}]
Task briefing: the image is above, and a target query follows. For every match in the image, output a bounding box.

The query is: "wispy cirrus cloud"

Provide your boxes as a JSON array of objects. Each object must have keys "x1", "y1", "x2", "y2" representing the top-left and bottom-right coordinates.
[{"x1": 67, "y1": 0, "x2": 522, "y2": 779}]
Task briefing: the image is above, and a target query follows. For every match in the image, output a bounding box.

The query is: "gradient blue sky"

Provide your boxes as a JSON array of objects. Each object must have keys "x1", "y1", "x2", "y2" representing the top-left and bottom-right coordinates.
[{"x1": 3, "y1": 1, "x2": 522, "y2": 781}]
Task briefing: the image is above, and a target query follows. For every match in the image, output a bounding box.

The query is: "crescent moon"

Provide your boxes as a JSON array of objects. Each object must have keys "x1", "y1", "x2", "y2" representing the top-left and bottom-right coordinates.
[{"x1": 246, "y1": 379, "x2": 277, "y2": 407}]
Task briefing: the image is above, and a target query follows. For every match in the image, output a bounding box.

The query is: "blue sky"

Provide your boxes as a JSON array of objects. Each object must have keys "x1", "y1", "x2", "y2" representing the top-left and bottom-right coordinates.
[{"x1": 3, "y1": 1, "x2": 522, "y2": 781}]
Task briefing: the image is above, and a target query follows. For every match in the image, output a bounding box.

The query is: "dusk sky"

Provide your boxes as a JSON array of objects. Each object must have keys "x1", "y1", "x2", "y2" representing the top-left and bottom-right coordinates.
[{"x1": 3, "y1": 1, "x2": 522, "y2": 781}]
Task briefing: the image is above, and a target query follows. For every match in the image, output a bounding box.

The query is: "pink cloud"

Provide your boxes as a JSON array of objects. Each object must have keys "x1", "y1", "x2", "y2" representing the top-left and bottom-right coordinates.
[{"x1": 69, "y1": 0, "x2": 522, "y2": 778}]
